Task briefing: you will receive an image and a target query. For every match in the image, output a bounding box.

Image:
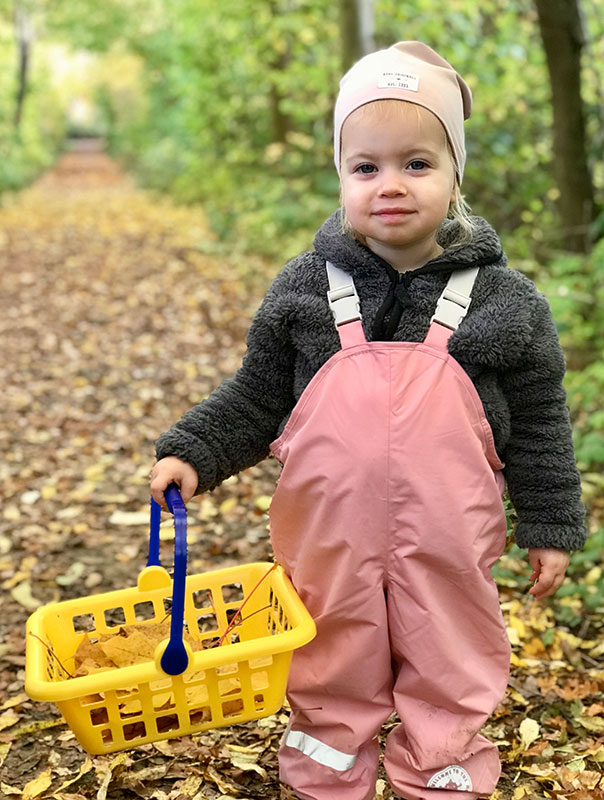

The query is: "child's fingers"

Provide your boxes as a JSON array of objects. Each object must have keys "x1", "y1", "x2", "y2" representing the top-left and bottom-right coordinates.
[
  {"x1": 149, "y1": 476, "x2": 168, "y2": 508},
  {"x1": 178, "y1": 472, "x2": 198, "y2": 504},
  {"x1": 149, "y1": 459, "x2": 198, "y2": 507},
  {"x1": 530, "y1": 568, "x2": 565, "y2": 598}
]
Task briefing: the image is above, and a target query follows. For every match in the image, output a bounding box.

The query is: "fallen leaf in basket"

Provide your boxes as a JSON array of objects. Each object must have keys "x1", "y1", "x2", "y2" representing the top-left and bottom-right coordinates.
[
  {"x1": 74, "y1": 621, "x2": 208, "y2": 676},
  {"x1": 99, "y1": 627, "x2": 157, "y2": 667}
]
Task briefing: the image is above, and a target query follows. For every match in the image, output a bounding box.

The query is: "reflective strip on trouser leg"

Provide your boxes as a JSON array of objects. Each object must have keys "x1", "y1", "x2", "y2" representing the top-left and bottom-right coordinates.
[{"x1": 284, "y1": 729, "x2": 357, "y2": 771}]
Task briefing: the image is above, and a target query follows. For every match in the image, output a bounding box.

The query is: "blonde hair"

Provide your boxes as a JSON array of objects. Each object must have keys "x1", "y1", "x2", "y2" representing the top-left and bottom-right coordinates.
[{"x1": 338, "y1": 100, "x2": 475, "y2": 247}]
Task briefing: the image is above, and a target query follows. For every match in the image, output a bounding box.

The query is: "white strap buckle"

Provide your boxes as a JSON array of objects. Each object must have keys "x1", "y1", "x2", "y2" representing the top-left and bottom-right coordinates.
[
  {"x1": 327, "y1": 284, "x2": 362, "y2": 327},
  {"x1": 430, "y1": 267, "x2": 480, "y2": 331},
  {"x1": 326, "y1": 261, "x2": 362, "y2": 327},
  {"x1": 431, "y1": 287, "x2": 472, "y2": 330}
]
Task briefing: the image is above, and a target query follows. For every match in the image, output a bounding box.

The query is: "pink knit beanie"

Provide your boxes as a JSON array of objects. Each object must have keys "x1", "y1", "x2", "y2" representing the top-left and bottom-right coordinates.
[{"x1": 334, "y1": 41, "x2": 472, "y2": 181}]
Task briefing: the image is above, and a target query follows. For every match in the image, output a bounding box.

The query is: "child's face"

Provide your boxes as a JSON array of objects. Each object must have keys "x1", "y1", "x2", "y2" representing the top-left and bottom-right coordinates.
[{"x1": 340, "y1": 101, "x2": 456, "y2": 264}]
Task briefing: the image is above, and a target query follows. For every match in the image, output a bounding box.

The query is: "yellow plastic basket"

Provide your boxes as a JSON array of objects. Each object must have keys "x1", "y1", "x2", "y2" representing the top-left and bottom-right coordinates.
[{"x1": 25, "y1": 487, "x2": 315, "y2": 754}]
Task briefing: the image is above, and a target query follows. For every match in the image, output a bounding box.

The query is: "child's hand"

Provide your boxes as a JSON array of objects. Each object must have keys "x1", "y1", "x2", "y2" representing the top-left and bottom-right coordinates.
[
  {"x1": 527, "y1": 547, "x2": 570, "y2": 598},
  {"x1": 150, "y1": 456, "x2": 199, "y2": 507}
]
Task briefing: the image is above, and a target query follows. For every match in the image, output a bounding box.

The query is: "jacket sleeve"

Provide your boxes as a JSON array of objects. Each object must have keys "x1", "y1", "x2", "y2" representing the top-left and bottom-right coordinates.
[
  {"x1": 500, "y1": 293, "x2": 587, "y2": 551},
  {"x1": 155, "y1": 266, "x2": 296, "y2": 493}
]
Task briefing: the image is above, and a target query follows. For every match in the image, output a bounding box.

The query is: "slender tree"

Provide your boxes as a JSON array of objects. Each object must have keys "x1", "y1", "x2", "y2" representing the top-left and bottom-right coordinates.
[
  {"x1": 534, "y1": 0, "x2": 596, "y2": 252},
  {"x1": 14, "y1": 1, "x2": 34, "y2": 132},
  {"x1": 340, "y1": 0, "x2": 374, "y2": 72}
]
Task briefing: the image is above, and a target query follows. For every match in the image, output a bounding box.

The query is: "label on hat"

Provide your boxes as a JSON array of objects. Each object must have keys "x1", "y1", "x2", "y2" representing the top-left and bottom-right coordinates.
[{"x1": 378, "y1": 71, "x2": 419, "y2": 92}]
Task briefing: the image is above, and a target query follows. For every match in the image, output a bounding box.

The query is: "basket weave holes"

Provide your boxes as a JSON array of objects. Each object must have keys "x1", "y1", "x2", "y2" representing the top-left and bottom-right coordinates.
[
  {"x1": 156, "y1": 714, "x2": 179, "y2": 734},
  {"x1": 104, "y1": 606, "x2": 126, "y2": 627},
  {"x1": 221, "y1": 583, "x2": 244, "y2": 603},
  {"x1": 219, "y1": 677, "x2": 241, "y2": 696},
  {"x1": 123, "y1": 720, "x2": 146, "y2": 740},
  {"x1": 197, "y1": 613, "x2": 218, "y2": 634},
  {"x1": 152, "y1": 692, "x2": 175, "y2": 712},
  {"x1": 80, "y1": 692, "x2": 104, "y2": 706},
  {"x1": 222, "y1": 697, "x2": 244, "y2": 718},
  {"x1": 119, "y1": 699, "x2": 142, "y2": 718},
  {"x1": 189, "y1": 706, "x2": 211, "y2": 725},
  {"x1": 72, "y1": 613, "x2": 96, "y2": 633},
  {"x1": 134, "y1": 601, "x2": 155, "y2": 622},
  {"x1": 192, "y1": 588, "x2": 213, "y2": 609},
  {"x1": 90, "y1": 707, "x2": 109, "y2": 726}
]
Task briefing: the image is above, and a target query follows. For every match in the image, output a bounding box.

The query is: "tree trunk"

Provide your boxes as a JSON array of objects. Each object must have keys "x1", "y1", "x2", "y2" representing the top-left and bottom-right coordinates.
[
  {"x1": 340, "y1": 0, "x2": 374, "y2": 73},
  {"x1": 534, "y1": 0, "x2": 596, "y2": 252},
  {"x1": 268, "y1": 0, "x2": 291, "y2": 144},
  {"x1": 14, "y1": 4, "x2": 34, "y2": 132}
]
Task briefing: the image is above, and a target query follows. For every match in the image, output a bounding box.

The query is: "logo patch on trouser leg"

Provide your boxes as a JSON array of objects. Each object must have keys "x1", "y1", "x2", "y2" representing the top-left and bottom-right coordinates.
[{"x1": 427, "y1": 765, "x2": 473, "y2": 790}]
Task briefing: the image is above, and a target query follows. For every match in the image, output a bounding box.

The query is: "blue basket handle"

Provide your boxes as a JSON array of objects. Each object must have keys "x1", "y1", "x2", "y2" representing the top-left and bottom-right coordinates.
[{"x1": 148, "y1": 484, "x2": 189, "y2": 675}]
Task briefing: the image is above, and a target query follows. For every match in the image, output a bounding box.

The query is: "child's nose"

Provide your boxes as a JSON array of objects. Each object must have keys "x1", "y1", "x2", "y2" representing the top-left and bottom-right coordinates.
[{"x1": 378, "y1": 169, "x2": 407, "y2": 196}]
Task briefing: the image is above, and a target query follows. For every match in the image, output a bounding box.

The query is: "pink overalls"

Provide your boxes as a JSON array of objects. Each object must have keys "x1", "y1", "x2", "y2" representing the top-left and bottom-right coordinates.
[{"x1": 269, "y1": 263, "x2": 511, "y2": 800}]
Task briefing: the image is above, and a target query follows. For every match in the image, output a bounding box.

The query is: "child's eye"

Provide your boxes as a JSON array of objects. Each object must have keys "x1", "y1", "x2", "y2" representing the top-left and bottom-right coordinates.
[
  {"x1": 408, "y1": 160, "x2": 428, "y2": 171},
  {"x1": 356, "y1": 164, "x2": 376, "y2": 174}
]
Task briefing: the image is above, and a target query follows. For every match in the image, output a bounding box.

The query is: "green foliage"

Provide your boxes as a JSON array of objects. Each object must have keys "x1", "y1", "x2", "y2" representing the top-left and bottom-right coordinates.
[{"x1": 536, "y1": 239, "x2": 604, "y2": 473}]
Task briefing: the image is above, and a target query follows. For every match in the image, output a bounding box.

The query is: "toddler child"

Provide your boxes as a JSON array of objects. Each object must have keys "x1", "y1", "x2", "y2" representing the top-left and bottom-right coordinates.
[{"x1": 151, "y1": 41, "x2": 586, "y2": 800}]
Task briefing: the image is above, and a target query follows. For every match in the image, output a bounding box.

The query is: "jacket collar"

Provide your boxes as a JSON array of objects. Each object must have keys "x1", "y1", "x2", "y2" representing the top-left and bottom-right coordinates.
[{"x1": 313, "y1": 209, "x2": 505, "y2": 281}]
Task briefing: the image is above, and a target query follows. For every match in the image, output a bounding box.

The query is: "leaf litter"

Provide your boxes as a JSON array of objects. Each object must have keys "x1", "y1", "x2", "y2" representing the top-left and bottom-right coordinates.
[{"x1": 0, "y1": 145, "x2": 603, "y2": 798}]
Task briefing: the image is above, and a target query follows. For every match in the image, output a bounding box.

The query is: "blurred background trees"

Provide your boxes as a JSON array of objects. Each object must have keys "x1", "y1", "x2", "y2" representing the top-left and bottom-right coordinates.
[{"x1": 1, "y1": 0, "x2": 603, "y2": 489}]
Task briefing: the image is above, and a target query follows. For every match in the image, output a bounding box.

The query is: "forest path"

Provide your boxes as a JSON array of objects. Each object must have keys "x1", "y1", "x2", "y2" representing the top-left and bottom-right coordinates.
[{"x1": 0, "y1": 143, "x2": 287, "y2": 798}]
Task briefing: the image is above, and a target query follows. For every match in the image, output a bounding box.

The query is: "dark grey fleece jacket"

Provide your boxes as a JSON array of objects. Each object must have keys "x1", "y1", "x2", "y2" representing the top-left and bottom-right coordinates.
[{"x1": 156, "y1": 211, "x2": 587, "y2": 552}]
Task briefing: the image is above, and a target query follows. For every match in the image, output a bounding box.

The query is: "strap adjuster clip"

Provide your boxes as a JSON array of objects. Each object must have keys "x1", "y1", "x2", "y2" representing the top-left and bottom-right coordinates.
[
  {"x1": 327, "y1": 283, "x2": 362, "y2": 327},
  {"x1": 431, "y1": 286, "x2": 472, "y2": 331}
]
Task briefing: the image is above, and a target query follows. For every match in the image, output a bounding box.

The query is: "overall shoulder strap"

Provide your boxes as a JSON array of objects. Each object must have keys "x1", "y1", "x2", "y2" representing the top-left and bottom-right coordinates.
[
  {"x1": 430, "y1": 267, "x2": 480, "y2": 331},
  {"x1": 325, "y1": 261, "x2": 366, "y2": 348},
  {"x1": 326, "y1": 261, "x2": 362, "y2": 327}
]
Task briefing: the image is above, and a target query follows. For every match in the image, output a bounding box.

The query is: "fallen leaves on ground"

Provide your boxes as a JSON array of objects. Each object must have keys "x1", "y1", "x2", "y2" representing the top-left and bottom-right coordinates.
[{"x1": 0, "y1": 144, "x2": 603, "y2": 799}]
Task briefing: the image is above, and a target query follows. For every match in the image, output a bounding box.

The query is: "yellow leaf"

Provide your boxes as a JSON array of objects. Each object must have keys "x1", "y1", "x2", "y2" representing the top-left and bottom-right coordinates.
[
  {"x1": 229, "y1": 754, "x2": 267, "y2": 778},
  {"x1": 254, "y1": 495, "x2": 272, "y2": 512},
  {"x1": 14, "y1": 717, "x2": 66, "y2": 737},
  {"x1": 519, "y1": 717, "x2": 540, "y2": 749},
  {"x1": 0, "y1": 742, "x2": 11, "y2": 769},
  {"x1": 0, "y1": 712, "x2": 19, "y2": 732},
  {"x1": 22, "y1": 768, "x2": 53, "y2": 800},
  {"x1": 219, "y1": 497, "x2": 237, "y2": 515},
  {"x1": 0, "y1": 783, "x2": 21, "y2": 796},
  {"x1": 41, "y1": 485, "x2": 57, "y2": 500},
  {"x1": 10, "y1": 581, "x2": 42, "y2": 611},
  {"x1": 175, "y1": 775, "x2": 203, "y2": 794},
  {"x1": 84, "y1": 463, "x2": 105, "y2": 482},
  {"x1": 109, "y1": 510, "x2": 149, "y2": 526},
  {"x1": 508, "y1": 687, "x2": 529, "y2": 706},
  {"x1": 3, "y1": 505, "x2": 21, "y2": 521},
  {"x1": 53, "y1": 756, "x2": 93, "y2": 792},
  {"x1": 509, "y1": 615, "x2": 526, "y2": 639},
  {"x1": 585, "y1": 567, "x2": 602, "y2": 585},
  {"x1": 0, "y1": 692, "x2": 28, "y2": 711},
  {"x1": 578, "y1": 715, "x2": 604, "y2": 732}
]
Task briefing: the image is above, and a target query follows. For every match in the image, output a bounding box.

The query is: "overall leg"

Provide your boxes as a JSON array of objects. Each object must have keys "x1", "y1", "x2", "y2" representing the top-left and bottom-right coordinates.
[
  {"x1": 382, "y1": 347, "x2": 510, "y2": 799},
  {"x1": 280, "y1": 568, "x2": 393, "y2": 800},
  {"x1": 384, "y1": 463, "x2": 510, "y2": 799},
  {"x1": 269, "y1": 348, "x2": 396, "y2": 800}
]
